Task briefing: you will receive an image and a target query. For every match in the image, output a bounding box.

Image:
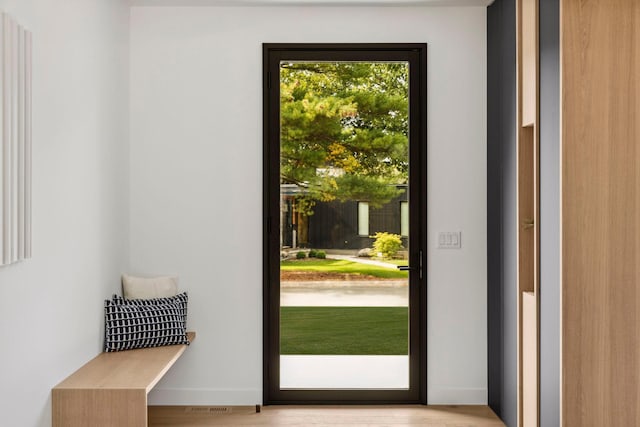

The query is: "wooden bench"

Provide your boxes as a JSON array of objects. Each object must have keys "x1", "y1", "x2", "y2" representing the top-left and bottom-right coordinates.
[{"x1": 52, "y1": 332, "x2": 195, "y2": 427}]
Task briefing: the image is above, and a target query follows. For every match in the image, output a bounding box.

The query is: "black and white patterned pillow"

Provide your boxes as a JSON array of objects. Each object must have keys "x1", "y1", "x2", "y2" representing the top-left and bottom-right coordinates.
[
  {"x1": 112, "y1": 292, "x2": 188, "y2": 329},
  {"x1": 104, "y1": 299, "x2": 190, "y2": 352}
]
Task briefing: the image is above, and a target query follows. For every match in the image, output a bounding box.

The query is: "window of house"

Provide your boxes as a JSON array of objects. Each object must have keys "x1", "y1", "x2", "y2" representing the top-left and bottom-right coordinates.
[
  {"x1": 400, "y1": 201, "x2": 409, "y2": 236},
  {"x1": 358, "y1": 202, "x2": 369, "y2": 236}
]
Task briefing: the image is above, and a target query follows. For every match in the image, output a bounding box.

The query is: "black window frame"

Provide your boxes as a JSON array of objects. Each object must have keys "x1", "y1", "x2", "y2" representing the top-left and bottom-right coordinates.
[{"x1": 263, "y1": 43, "x2": 428, "y2": 405}]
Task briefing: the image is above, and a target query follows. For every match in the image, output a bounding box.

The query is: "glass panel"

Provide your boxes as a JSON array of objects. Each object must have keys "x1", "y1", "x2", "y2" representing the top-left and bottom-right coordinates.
[{"x1": 279, "y1": 61, "x2": 410, "y2": 390}]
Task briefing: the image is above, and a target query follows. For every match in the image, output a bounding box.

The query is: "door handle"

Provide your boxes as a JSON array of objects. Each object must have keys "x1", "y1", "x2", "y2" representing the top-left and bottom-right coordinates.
[
  {"x1": 522, "y1": 219, "x2": 534, "y2": 230},
  {"x1": 396, "y1": 250, "x2": 424, "y2": 279}
]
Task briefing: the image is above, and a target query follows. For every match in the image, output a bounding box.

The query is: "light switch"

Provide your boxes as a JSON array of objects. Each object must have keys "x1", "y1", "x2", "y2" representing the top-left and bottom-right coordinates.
[
  {"x1": 437, "y1": 231, "x2": 461, "y2": 249},
  {"x1": 451, "y1": 232, "x2": 459, "y2": 246}
]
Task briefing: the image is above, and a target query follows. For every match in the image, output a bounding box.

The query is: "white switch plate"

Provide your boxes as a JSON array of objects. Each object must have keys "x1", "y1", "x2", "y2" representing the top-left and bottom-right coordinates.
[{"x1": 437, "y1": 231, "x2": 461, "y2": 249}]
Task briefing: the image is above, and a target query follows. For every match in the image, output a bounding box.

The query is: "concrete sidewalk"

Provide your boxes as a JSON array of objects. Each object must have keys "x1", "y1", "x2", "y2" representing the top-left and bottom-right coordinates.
[
  {"x1": 281, "y1": 281, "x2": 408, "y2": 307},
  {"x1": 281, "y1": 355, "x2": 409, "y2": 389}
]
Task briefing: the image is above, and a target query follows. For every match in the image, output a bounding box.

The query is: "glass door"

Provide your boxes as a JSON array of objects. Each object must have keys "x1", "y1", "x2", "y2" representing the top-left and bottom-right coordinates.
[{"x1": 263, "y1": 44, "x2": 427, "y2": 404}]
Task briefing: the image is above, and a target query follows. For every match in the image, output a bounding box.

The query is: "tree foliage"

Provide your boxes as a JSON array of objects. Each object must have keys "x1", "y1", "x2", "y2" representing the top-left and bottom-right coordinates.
[{"x1": 280, "y1": 62, "x2": 409, "y2": 215}]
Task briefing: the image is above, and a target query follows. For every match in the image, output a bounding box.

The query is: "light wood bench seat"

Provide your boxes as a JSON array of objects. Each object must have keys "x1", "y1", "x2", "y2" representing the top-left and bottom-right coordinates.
[{"x1": 52, "y1": 331, "x2": 195, "y2": 427}]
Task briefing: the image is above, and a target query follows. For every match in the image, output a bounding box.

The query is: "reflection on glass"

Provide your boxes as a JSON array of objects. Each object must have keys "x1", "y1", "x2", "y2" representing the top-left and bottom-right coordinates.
[{"x1": 279, "y1": 61, "x2": 410, "y2": 390}]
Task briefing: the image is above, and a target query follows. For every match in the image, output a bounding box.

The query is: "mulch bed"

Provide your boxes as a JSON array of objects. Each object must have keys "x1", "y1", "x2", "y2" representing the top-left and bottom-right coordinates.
[{"x1": 280, "y1": 271, "x2": 395, "y2": 281}]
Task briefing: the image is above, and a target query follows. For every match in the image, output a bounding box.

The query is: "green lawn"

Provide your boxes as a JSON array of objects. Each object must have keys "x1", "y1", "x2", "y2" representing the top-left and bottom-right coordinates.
[
  {"x1": 374, "y1": 259, "x2": 409, "y2": 267},
  {"x1": 280, "y1": 259, "x2": 408, "y2": 279},
  {"x1": 280, "y1": 306, "x2": 408, "y2": 355}
]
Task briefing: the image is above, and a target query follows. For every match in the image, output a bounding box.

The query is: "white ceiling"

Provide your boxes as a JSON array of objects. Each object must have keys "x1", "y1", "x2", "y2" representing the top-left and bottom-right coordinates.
[{"x1": 130, "y1": 0, "x2": 494, "y2": 7}]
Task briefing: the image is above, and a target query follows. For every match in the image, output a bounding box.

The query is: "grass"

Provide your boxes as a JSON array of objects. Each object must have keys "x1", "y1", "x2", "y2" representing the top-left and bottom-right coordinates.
[
  {"x1": 374, "y1": 259, "x2": 409, "y2": 267},
  {"x1": 280, "y1": 258, "x2": 408, "y2": 279},
  {"x1": 280, "y1": 306, "x2": 408, "y2": 355}
]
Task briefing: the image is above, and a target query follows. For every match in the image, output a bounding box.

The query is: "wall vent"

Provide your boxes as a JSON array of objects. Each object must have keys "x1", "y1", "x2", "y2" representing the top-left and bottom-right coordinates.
[{"x1": 184, "y1": 406, "x2": 233, "y2": 414}]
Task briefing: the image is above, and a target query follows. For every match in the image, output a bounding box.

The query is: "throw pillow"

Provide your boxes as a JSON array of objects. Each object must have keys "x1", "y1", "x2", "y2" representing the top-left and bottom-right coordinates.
[
  {"x1": 104, "y1": 299, "x2": 189, "y2": 352},
  {"x1": 121, "y1": 274, "x2": 178, "y2": 299},
  {"x1": 112, "y1": 292, "x2": 188, "y2": 329}
]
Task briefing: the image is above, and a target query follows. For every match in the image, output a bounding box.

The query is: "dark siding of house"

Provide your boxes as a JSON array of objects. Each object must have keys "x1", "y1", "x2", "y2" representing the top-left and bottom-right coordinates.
[
  {"x1": 487, "y1": 0, "x2": 517, "y2": 425},
  {"x1": 308, "y1": 189, "x2": 408, "y2": 250},
  {"x1": 308, "y1": 200, "x2": 362, "y2": 249}
]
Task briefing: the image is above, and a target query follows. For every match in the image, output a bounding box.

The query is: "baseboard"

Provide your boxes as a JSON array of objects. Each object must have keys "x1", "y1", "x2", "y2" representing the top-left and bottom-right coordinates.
[
  {"x1": 149, "y1": 386, "x2": 486, "y2": 406},
  {"x1": 148, "y1": 388, "x2": 262, "y2": 406},
  {"x1": 427, "y1": 387, "x2": 487, "y2": 405}
]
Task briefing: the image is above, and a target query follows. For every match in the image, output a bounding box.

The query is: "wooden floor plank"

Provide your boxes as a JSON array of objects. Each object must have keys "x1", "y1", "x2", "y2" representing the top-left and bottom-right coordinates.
[{"x1": 149, "y1": 405, "x2": 505, "y2": 426}]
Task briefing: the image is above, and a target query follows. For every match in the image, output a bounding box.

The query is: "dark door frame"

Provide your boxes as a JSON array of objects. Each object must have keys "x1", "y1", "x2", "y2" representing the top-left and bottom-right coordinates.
[{"x1": 263, "y1": 43, "x2": 428, "y2": 405}]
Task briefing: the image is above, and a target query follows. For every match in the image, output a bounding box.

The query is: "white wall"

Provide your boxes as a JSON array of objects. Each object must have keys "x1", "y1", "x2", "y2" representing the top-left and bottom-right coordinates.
[
  {"x1": 0, "y1": 0, "x2": 130, "y2": 425},
  {"x1": 129, "y1": 5, "x2": 487, "y2": 405}
]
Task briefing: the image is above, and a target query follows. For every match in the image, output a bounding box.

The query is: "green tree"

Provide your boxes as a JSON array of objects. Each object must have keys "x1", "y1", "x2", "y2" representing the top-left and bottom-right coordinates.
[{"x1": 280, "y1": 62, "x2": 409, "y2": 215}]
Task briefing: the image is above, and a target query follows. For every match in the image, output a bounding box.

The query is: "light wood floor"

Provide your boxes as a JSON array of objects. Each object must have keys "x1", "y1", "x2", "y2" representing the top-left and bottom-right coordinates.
[{"x1": 149, "y1": 405, "x2": 505, "y2": 426}]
